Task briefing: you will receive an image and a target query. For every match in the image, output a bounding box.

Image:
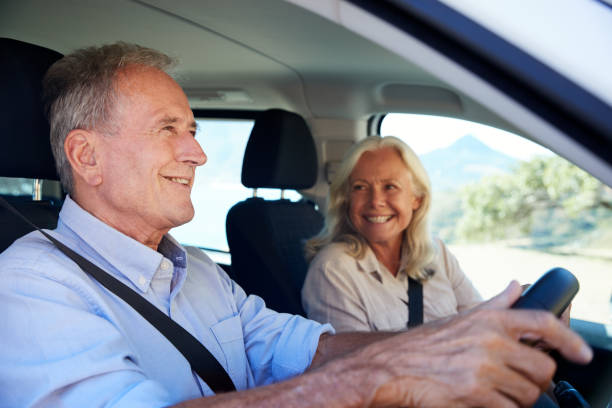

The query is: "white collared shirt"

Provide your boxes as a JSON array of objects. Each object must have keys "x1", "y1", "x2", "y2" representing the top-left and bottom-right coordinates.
[{"x1": 302, "y1": 238, "x2": 482, "y2": 332}]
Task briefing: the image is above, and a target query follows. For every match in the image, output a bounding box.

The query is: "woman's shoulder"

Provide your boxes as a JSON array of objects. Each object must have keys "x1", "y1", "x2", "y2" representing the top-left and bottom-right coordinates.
[
  {"x1": 429, "y1": 236, "x2": 452, "y2": 257},
  {"x1": 304, "y1": 241, "x2": 364, "y2": 293},
  {"x1": 308, "y1": 242, "x2": 365, "y2": 280},
  {"x1": 311, "y1": 241, "x2": 355, "y2": 265},
  {"x1": 426, "y1": 237, "x2": 454, "y2": 272},
  {"x1": 427, "y1": 236, "x2": 467, "y2": 280}
]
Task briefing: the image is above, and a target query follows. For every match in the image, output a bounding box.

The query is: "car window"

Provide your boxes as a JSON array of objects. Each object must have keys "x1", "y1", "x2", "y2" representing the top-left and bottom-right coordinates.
[
  {"x1": 170, "y1": 117, "x2": 301, "y2": 263},
  {"x1": 381, "y1": 113, "x2": 612, "y2": 326},
  {"x1": 0, "y1": 178, "x2": 34, "y2": 196}
]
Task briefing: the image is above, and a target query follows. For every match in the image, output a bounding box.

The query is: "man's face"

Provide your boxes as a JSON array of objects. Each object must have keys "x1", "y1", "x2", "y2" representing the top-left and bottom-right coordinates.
[{"x1": 94, "y1": 66, "x2": 206, "y2": 236}]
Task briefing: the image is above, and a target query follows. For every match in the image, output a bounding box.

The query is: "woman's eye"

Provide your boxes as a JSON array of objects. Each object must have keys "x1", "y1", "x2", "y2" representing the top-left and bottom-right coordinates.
[
  {"x1": 385, "y1": 184, "x2": 397, "y2": 190},
  {"x1": 352, "y1": 184, "x2": 365, "y2": 191}
]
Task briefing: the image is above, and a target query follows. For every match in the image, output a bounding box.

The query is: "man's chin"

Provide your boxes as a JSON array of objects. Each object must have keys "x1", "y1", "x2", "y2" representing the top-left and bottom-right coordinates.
[{"x1": 169, "y1": 205, "x2": 195, "y2": 228}]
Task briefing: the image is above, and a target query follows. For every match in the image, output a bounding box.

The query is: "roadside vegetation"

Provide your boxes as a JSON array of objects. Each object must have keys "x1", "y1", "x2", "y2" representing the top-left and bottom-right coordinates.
[
  {"x1": 431, "y1": 155, "x2": 612, "y2": 324},
  {"x1": 433, "y1": 155, "x2": 612, "y2": 255}
]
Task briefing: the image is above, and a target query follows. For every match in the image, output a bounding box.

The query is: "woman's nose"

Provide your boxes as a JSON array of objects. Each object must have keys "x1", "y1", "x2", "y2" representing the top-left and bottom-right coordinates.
[{"x1": 369, "y1": 188, "x2": 385, "y2": 207}]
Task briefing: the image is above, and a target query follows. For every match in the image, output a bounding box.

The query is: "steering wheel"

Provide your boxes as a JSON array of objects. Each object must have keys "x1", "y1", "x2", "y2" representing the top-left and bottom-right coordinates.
[{"x1": 512, "y1": 268, "x2": 589, "y2": 408}]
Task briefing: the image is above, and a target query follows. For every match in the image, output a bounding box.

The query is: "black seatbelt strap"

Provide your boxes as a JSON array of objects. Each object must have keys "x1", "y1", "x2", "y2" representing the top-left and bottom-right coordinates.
[
  {"x1": 0, "y1": 196, "x2": 236, "y2": 393},
  {"x1": 407, "y1": 277, "x2": 423, "y2": 328}
]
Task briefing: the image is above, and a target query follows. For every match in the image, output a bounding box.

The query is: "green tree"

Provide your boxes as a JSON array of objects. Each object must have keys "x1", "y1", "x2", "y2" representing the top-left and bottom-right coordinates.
[{"x1": 457, "y1": 156, "x2": 612, "y2": 241}]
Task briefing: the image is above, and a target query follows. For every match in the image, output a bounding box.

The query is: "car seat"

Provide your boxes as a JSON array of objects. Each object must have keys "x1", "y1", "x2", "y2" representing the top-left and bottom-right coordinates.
[
  {"x1": 0, "y1": 38, "x2": 63, "y2": 252},
  {"x1": 226, "y1": 109, "x2": 324, "y2": 315}
]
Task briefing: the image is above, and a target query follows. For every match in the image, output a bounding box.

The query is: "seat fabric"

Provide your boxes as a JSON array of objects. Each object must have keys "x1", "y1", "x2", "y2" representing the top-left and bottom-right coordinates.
[
  {"x1": 0, "y1": 38, "x2": 63, "y2": 252},
  {"x1": 0, "y1": 196, "x2": 60, "y2": 252},
  {"x1": 226, "y1": 109, "x2": 323, "y2": 315},
  {"x1": 226, "y1": 198, "x2": 323, "y2": 315}
]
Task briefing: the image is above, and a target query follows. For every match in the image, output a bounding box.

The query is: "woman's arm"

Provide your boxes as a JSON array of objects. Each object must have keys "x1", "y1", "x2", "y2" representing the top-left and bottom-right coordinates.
[{"x1": 436, "y1": 238, "x2": 483, "y2": 310}]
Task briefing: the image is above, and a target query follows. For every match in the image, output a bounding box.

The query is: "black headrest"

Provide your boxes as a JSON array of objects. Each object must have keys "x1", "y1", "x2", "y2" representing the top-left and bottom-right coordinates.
[
  {"x1": 241, "y1": 109, "x2": 317, "y2": 190},
  {"x1": 0, "y1": 38, "x2": 62, "y2": 180}
]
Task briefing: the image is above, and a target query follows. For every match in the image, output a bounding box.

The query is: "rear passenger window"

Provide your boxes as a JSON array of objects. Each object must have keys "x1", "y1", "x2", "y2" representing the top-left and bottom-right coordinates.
[
  {"x1": 0, "y1": 177, "x2": 34, "y2": 196},
  {"x1": 170, "y1": 117, "x2": 301, "y2": 262}
]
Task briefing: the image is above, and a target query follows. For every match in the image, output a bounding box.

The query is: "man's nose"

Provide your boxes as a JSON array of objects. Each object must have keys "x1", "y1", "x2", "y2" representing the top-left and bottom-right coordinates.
[{"x1": 176, "y1": 132, "x2": 207, "y2": 166}]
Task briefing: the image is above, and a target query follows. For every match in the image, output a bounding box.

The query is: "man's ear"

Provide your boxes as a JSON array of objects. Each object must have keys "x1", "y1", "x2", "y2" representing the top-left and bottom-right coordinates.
[{"x1": 64, "y1": 129, "x2": 103, "y2": 187}]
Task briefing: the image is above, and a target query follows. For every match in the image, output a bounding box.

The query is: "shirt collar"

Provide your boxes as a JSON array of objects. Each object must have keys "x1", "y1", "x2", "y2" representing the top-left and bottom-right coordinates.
[
  {"x1": 158, "y1": 234, "x2": 187, "y2": 269},
  {"x1": 354, "y1": 244, "x2": 407, "y2": 284},
  {"x1": 58, "y1": 195, "x2": 186, "y2": 292}
]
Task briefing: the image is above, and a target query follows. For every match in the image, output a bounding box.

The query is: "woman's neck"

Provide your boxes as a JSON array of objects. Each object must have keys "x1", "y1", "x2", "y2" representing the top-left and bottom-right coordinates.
[{"x1": 369, "y1": 238, "x2": 403, "y2": 277}]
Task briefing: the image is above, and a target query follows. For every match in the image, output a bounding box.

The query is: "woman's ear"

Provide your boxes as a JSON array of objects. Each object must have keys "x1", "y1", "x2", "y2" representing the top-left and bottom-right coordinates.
[
  {"x1": 412, "y1": 196, "x2": 423, "y2": 210},
  {"x1": 64, "y1": 129, "x2": 103, "y2": 187}
]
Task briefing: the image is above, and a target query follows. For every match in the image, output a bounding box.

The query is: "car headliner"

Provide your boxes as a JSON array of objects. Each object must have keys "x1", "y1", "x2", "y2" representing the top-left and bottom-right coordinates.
[{"x1": 0, "y1": 0, "x2": 519, "y2": 131}]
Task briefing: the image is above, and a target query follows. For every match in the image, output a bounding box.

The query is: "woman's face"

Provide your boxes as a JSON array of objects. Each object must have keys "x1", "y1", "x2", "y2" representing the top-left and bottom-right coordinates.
[{"x1": 348, "y1": 147, "x2": 422, "y2": 251}]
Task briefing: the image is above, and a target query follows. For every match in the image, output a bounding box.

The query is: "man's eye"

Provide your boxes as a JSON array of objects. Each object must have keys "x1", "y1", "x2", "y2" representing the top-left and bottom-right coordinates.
[
  {"x1": 352, "y1": 184, "x2": 365, "y2": 191},
  {"x1": 385, "y1": 184, "x2": 397, "y2": 190}
]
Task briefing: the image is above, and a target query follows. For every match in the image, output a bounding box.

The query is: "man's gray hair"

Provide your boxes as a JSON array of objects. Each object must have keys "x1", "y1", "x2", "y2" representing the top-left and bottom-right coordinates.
[{"x1": 42, "y1": 42, "x2": 176, "y2": 194}]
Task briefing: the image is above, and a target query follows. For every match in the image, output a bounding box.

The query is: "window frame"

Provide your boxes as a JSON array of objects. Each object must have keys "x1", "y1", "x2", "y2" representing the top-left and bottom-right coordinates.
[{"x1": 351, "y1": 0, "x2": 612, "y2": 167}]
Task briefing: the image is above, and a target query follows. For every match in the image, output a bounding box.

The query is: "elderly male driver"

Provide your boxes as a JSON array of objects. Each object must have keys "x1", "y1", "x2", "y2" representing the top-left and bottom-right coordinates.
[{"x1": 0, "y1": 43, "x2": 591, "y2": 408}]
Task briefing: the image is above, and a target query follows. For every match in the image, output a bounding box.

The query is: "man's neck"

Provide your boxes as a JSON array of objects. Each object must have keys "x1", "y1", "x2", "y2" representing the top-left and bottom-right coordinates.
[{"x1": 71, "y1": 192, "x2": 168, "y2": 251}]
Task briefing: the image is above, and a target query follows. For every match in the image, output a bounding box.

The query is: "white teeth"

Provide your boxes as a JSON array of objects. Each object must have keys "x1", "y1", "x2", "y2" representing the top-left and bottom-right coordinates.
[
  {"x1": 169, "y1": 177, "x2": 189, "y2": 185},
  {"x1": 366, "y1": 216, "x2": 392, "y2": 223}
]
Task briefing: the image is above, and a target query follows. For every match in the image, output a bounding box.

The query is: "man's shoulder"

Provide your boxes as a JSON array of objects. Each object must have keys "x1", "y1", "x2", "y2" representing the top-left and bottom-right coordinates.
[
  {"x1": 183, "y1": 245, "x2": 234, "y2": 288},
  {"x1": 0, "y1": 229, "x2": 88, "y2": 284},
  {"x1": 184, "y1": 244, "x2": 215, "y2": 265},
  {"x1": 0, "y1": 229, "x2": 106, "y2": 316},
  {"x1": 1, "y1": 230, "x2": 58, "y2": 264}
]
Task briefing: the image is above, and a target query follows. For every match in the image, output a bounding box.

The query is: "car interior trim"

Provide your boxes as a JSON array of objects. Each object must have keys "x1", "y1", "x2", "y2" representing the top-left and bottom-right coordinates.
[{"x1": 347, "y1": 0, "x2": 612, "y2": 166}]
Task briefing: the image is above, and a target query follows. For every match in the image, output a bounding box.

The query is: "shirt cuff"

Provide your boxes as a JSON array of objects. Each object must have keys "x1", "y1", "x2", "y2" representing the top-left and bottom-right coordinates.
[{"x1": 271, "y1": 316, "x2": 335, "y2": 381}]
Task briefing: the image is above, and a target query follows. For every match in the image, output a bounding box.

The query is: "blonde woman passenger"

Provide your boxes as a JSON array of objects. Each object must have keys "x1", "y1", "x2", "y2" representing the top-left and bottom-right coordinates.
[{"x1": 302, "y1": 136, "x2": 482, "y2": 332}]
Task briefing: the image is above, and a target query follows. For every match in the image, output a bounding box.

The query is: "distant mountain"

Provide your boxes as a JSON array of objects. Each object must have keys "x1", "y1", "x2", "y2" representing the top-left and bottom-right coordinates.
[{"x1": 420, "y1": 135, "x2": 517, "y2": 192}]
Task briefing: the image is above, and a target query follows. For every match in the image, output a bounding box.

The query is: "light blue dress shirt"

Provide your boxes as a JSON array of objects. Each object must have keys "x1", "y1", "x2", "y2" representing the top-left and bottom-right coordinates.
[{"x1": 0, "y1": 196, "x2": 333, "y2": 407}]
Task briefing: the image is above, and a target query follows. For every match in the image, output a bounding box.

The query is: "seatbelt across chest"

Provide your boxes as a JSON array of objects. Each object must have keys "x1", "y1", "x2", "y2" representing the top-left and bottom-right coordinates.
[
  {"x1": 407, "y1": 277, "x2": 423, "y2": 328},
  {"x1": 0, "y1": 196, "x2": 236, "y2": 393}
]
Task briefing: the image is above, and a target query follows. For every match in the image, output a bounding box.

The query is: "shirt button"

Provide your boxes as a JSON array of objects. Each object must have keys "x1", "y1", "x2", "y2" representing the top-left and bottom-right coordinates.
[
  {"x1": 161, "y1": 259, "x2": 172, "y2": 271},
  {"x1": 138, "y1": 275, "x2": 147, "y2": 286}
]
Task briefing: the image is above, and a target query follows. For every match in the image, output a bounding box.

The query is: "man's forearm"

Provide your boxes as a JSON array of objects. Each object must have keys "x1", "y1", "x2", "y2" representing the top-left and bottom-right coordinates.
[
  {"x1": 172, "y1": 332, "x2": 400, "y2": 408},
  {"x1": 173, "y1": 282, "x2": 593, "y2": 408},
  {"x1": 172, "y1": 351, "x2": 387, "y2": 408},
  {"x1": 310, "y1": 331, "x2": 400, "y2": 369}
]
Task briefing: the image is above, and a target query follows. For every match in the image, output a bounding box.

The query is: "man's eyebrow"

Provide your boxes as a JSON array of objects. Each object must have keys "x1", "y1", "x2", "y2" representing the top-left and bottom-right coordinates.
[
  {"x1": 155, "y1": 116, "x2": 198, "y2": 131},
  {"x1": 156, "y1": 115, "x2": 179, "y2": 126}
]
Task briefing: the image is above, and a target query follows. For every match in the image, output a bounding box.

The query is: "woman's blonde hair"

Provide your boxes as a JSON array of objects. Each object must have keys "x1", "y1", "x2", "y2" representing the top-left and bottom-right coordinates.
[{"x1": 305, "y1": 136, "x2": 435, "y2": 280}]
